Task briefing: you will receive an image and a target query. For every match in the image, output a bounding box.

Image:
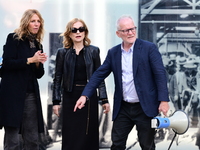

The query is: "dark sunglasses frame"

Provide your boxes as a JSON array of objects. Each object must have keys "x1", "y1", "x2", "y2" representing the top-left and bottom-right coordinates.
[
  {"x1": 71, "y1": 27, "x2": 86, "y2": 33},
  {"x1": 118, "y1": 27, "x2": 137, "y2": 34}
]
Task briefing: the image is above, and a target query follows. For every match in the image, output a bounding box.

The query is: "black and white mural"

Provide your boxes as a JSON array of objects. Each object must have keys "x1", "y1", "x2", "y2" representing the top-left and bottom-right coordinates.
[{"x1": 139, "y1": 0, "x2": 200, "y2": 150}]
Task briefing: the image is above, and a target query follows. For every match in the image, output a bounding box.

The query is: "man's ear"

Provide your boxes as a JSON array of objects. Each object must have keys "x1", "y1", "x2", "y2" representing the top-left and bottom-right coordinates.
[{"x1": 116, "y1": 31, "x2": 120, "y2": 38}]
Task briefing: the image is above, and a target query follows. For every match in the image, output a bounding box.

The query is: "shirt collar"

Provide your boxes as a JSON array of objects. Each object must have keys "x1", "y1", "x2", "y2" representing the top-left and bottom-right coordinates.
[{"x1": 121, "y1": 42, "x2": 135, "y2": 53}]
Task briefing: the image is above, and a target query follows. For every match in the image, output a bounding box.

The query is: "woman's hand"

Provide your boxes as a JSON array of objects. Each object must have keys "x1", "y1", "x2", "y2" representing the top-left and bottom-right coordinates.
[
  {"x1": 27, "y1": 50, "x2": 48, "y2": 64},
  {"x1": 53, "y1": 105, "x2": 61, "y2": 117},
  {"x1": 102, "y1": 103, "x2": 110, "y2": 114}
]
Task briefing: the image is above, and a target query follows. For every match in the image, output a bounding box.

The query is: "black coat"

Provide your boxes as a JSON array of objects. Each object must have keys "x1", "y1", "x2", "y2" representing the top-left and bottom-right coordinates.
[{"x1": 0, "y1": 33, "x2": 45, "y2": 133}]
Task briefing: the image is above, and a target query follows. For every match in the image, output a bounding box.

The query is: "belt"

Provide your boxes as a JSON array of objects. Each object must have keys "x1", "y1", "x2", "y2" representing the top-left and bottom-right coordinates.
[
  {"x1": 122, "y1": 100, "x2": 139, "y2": 104},
  {"x1": 75, "y1": 84, "x2": 86, "y2": 86}
]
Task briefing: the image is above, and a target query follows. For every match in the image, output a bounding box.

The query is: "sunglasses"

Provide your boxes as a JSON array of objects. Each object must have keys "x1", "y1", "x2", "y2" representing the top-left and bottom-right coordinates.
[{"x1": 71, "y1": 27, "x2": 86, "y2": 33}]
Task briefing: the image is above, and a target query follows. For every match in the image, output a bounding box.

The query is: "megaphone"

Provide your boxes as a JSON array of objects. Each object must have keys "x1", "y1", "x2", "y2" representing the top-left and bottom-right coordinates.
[{"x1": 151, "y1": 110, "x2": 189, "y2": 135}]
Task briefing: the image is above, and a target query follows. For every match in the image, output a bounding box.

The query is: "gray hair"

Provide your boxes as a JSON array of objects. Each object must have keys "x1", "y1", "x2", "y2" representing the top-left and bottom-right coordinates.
[{"x1": 116, "y1": 15, "x2": 134, "y2": 30}]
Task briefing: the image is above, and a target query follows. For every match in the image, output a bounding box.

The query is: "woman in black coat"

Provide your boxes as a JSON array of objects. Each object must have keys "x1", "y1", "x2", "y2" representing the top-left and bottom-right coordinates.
[
  {"x1": 0, "y1": 9, "x2": 47, "y2": 150},
  {"x1": 52, "y1": 18, "x2": 110, "y2": 150}
]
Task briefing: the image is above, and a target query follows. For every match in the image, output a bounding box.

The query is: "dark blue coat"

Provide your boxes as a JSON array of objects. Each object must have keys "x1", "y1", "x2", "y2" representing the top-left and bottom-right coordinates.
[
  {"x1": 0, "y1": 33, "x2": 45, "y2": 133},
  {"x1": 82, "y1": 38, "x2": 170, "y2": 120}
]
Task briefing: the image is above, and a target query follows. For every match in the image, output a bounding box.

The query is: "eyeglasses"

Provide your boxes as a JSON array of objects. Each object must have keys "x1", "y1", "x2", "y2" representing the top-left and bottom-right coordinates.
[
  {"x1": 118, "y1": 27, "x2": 137, "y2": 34},
  {"x1": 71, "y1": 27, "x2": 86, "y2": 33}
]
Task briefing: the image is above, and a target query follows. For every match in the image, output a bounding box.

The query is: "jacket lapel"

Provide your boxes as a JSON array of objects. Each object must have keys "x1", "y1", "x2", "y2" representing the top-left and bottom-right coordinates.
[
  {"x1": 115, "y1": 45, "x2": 123, "y2": 90},
  {"x1": 133, "y1": 39, "x2": 140, "y2": 78}
]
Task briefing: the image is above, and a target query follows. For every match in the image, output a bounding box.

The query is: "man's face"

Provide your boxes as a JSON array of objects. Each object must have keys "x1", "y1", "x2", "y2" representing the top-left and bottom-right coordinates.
[{"x1": 116, "y1": 18, "x2": 137, "y2": 46}]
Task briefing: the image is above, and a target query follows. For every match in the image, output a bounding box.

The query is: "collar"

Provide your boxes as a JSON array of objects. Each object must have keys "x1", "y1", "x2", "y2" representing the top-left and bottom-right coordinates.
[{"x1": 121, "y1": 42, "x2": 134, "y2": 53}]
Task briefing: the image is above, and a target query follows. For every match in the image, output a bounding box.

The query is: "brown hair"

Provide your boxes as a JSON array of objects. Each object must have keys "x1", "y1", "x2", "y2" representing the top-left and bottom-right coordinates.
[
  {"x1": 60, "y1": 18, "x2": 91, "y2": 49},
  {"x1": 14, "y1": 9, "x2": 44, "y2": 43}
]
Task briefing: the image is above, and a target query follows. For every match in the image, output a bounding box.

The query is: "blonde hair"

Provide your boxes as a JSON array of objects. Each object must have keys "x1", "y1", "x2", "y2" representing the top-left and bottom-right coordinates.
[
  {"x1": 60, "y1": 18, "x2": 91, "y2": 49},
  {"x1": 14, "y1": 9, "x2": 44, "y2": 43}
]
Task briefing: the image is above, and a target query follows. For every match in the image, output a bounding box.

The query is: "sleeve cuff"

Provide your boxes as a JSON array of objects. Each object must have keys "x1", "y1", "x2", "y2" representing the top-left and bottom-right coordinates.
[
  {"x1": 100, "y1": 99, "x2": 109, "y2": 105},
  {"x1": 53, "y1": 100, "x2": 60, "y2": 105}
]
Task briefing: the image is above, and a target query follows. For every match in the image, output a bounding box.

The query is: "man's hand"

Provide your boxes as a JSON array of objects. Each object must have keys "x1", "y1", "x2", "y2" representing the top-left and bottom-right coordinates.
[
  {"x1": 74, "y1": 96, "x2": 87, "y2": 112},
  {"x1": 158, "y1": 101, "x2": 169, "y2": 116},
  {"x1": 53, "y1": 105, "x2": 61, "y2": 117},
  {"x1": 102, "y1": 103, "x2": 110, "y2": 114}
]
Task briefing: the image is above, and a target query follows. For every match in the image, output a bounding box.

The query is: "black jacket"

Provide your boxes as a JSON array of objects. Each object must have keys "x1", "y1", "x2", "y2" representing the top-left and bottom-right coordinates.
[
  {"x1": 52, "y1": 45, "x2": 108, "y2": 105},
  {"x1": 0, "y1": 33, "x2": 45, "y2": 132}
]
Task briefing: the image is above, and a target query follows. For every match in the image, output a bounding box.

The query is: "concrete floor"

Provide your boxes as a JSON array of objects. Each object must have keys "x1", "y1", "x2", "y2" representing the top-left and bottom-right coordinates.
[{"x1": 0, "y1": 127, "x2": 199, "y2": 150}]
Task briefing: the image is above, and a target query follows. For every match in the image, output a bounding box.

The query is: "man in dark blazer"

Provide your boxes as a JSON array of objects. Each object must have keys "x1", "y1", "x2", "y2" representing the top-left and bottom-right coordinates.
[{"x1": 74, "y1": 15, "x2": 170, "y2": 150}]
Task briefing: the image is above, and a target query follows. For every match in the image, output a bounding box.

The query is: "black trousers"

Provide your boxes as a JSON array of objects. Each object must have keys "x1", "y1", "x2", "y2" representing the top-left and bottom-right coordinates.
[
  {"x1": 4, "y1": 93, "x2": 39, "y2": 150},
  {"x1": 111, "y1": 101, "x2": 156, "y2": 150}
]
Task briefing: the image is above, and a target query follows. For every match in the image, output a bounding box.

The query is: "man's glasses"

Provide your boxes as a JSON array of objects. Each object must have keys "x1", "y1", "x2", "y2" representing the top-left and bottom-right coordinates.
[
  {"x1": 71, "y1": 27, "x2": 86, "y2": 33},
  {"x1": 118, "y1": 27, "x2": 137, "y2": 34}
]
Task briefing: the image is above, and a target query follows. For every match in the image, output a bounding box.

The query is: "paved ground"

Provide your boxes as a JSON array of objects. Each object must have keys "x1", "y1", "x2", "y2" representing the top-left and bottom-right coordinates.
[{"x1": 0, "y1": 127, "x2": 199, "y2": 150}]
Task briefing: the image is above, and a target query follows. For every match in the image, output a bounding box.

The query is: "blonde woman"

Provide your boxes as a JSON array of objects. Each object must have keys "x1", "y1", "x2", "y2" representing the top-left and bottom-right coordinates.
[{"x1": 0, "y1": 9, "x2": 47, "y2": 150}]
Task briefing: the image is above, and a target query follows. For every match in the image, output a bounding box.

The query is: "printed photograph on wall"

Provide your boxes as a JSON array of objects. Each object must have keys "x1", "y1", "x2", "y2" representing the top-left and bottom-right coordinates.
[
  {"x1": 139, "y1": 0, "x2": 200, "y2": 149},
  {"x1": 47, "y1": 33, "x2": 63, "y2": 144}
]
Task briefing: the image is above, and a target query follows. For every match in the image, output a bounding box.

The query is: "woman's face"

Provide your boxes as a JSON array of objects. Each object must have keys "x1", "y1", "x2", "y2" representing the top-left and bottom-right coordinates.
[
  {"x1": 69, "y1": 21, "x2": 85, "y2": 44},
  {"x1": 28, "y1": 14, "x2": 41, "y2": 34}
]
